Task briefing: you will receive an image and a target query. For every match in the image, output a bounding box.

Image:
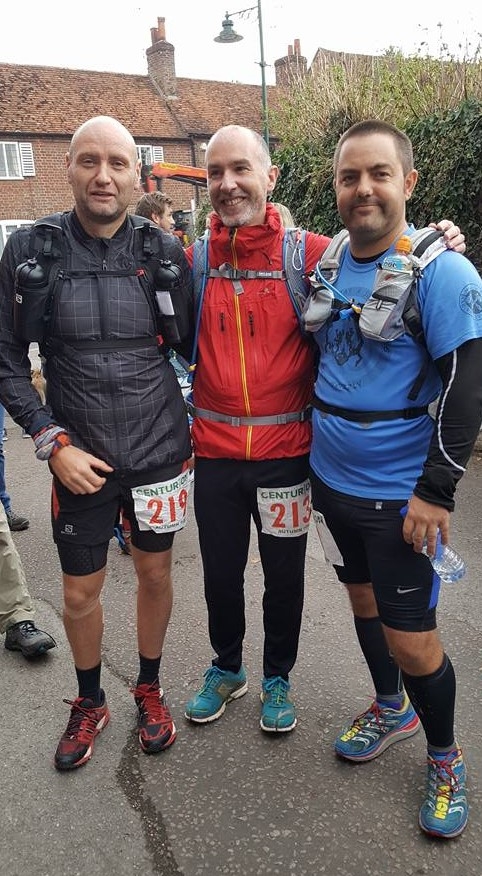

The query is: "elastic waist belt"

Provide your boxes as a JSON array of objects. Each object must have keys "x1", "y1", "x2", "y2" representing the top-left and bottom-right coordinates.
[
  {"x1": 312, "y1": 395, "x2": 429, "y2": 423},
  {"x1": 186, "y1": 402, "x2": 311, "y2": 427}
]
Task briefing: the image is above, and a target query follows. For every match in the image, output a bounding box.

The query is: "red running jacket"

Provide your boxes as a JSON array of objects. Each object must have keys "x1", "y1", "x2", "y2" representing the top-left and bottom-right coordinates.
[{"x1": 185, "y1": 204, "x2": 331, "y2": 460}]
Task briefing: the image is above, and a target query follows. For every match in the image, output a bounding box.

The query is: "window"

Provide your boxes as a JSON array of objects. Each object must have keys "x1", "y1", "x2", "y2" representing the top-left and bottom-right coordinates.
[
  {"x1": 137, "y1": 144, "x2": 164, "y2": 168},
  {"x1": 0, "y1": 220, "x2": 34, "y2": 256},
  {"x1": 0, "y1": 142, "x2": 35, "y2": 179}
]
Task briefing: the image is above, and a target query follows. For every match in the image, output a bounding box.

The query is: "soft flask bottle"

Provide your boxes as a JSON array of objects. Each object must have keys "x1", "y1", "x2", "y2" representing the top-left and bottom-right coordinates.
[{"x1": 14, "y1": 258, "x2": 51, "y2": 343}]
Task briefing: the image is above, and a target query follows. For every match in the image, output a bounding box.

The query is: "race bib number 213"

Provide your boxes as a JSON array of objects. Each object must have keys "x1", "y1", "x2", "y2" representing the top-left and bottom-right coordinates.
[{"x1": 257, "y1": 479, "x2": 311, "y2": 538}]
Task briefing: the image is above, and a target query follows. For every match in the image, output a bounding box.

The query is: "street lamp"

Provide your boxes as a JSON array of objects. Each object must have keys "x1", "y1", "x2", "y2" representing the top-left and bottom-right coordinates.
[{"x1": 214, "y1": 1, "x2": 269, "y2": 145}]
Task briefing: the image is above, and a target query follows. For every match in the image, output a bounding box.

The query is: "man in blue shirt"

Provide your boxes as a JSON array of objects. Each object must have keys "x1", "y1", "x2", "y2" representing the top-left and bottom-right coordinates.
[{"x1": 309, "y1": 120, "x2": 482, "y2": 839}]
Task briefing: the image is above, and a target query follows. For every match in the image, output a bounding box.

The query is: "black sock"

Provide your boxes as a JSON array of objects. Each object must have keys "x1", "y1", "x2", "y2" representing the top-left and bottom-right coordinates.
[
  {"x1": 75, "y1": 663, "x2": 102, "y2": 704},
  {"x1": 137, "y1": 653, "x2": 161, "y2": 687},
  {"x1": 354, "y1": 615, "x2": 403, "y2": 703},
  {"x1": 402, "y1": 653, "x2": 456, "y2": 749}
]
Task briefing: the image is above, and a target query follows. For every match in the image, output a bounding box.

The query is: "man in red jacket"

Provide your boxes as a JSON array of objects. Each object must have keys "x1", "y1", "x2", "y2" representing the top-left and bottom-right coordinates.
[{"x1": 183, "y1": 124, "x2": 464, "y2": 734}]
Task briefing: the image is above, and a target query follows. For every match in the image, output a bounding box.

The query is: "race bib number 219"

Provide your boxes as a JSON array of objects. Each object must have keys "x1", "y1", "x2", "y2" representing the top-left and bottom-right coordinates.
[
  {"x1": 257, "y1": 479, "x2": 311, "y2": 538},
  {"x1": 132, "y1": 469, "x2": 193, "y2": 533}
]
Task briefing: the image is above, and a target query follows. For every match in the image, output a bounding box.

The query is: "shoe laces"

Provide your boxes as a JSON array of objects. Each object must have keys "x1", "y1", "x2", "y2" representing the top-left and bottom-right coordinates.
[
  {"x1": 263, "y1": 676, "x2": 289, "y2": 704},
  {"x1": 15, "y1": 621, "x2": 40, "y2": 639},
  {"x1": 352, "y1": 701, "x2": 391, "y2": 732},
  {"x1": 200, "y1": 666, "x2": 227, "y2": 694},
  {"x1": 62, "y1": 697, "x2": 102, "y2": 744},
  {"x1": 427, "y1": 751, "x2": 463, "y2": 802},
  {"x1": 134, "y1": 683, "x2": 169, "y2": 726}
]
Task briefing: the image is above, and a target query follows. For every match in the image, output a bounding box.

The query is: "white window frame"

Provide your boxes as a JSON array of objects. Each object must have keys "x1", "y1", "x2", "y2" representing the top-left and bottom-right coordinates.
[
  {"x1": 0, "y1": 220, "x2": 34, "y2": 256},
  {"x1": 0, "y1": 141, "x2": 35, "y2": 179},
  {"x1": 136, "y1": 144, "x2": 164, "y2": 168}
]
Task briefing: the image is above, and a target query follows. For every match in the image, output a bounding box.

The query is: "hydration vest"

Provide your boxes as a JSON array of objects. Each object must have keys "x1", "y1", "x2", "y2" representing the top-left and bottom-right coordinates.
[
  {"x1": 13, "y1": 212, "x2": 184, "y2": 354},
  {"x1": 305, "y1": 227, "x2": 448, "y2": 421},
  {"x1": 304, "y1": 227, "x2": 446, "y2": 343}
]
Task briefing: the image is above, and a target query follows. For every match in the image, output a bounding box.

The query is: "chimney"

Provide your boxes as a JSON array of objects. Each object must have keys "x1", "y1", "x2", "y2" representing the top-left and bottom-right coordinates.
[
  {"x1": 274, "y1": 41, "x2": 307, "y2": 86},
  {"x1": 146, "y1": 17, "x2": 177, "y2": 98}
]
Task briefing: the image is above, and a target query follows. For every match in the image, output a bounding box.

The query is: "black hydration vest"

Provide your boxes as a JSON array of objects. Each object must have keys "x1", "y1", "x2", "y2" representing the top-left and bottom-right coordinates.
[{"x1": 13, "y1": 212, "x2": 184, "y2": 354}]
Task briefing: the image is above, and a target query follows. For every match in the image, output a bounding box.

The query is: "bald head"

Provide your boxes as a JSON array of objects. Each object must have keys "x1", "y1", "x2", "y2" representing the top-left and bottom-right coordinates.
[
  {"x1": 206, "y1": 125, "x2": 278, "y2": 228},
  {"x1": 66, "y1": 115, "x2": 141, "y2": 238},
  {"x1": 68, "y1": 115, "x2": 137, "y2": 161},
  {"x1": 206, "y1": 125, "x2": 271, "y2": 170}
]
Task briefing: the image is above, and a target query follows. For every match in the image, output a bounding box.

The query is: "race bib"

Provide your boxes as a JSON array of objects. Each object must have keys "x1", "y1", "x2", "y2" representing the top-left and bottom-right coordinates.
[
  {"x1": 131, "y1": 469, "x2": 193, "y2": 533},
  {"x1": 257, "y1": 479, "x2": 311, "y2": 538},
  {"x1": 312, "y1": 509, "x2": 344, "y2": 565}
]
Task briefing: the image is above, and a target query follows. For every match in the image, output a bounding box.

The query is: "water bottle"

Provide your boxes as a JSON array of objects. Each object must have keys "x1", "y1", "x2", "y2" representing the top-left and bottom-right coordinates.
[
  {"x1": 13, "y1": 257, "x2": 51, "y2": 342},
  {"x1": 380, "y1": 235, "x2": 413, "y2": 274},
  {"x1": 422, "y1": 534, "x2": 466, "y2": 584},
  {"x1": 359, "y1": 236, "x2": 414, "y2": 342},
  {"x1": 400, "y1": 504, "x2": 466, "y2": 584}
]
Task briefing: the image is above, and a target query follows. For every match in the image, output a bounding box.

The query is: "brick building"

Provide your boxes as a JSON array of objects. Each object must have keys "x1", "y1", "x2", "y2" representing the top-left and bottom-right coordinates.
[{"x1": 0, "y1": 17, "x2": 309, "y2": 251}]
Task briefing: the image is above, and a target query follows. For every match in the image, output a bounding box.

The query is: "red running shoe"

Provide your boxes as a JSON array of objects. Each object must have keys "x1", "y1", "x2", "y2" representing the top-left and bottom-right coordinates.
[
  {"x1": 54, "y1": 691, "x2": 110, "y2": 770},
  {"x1": 133, "y1": 681, "x2": 177, "y2": 754}
]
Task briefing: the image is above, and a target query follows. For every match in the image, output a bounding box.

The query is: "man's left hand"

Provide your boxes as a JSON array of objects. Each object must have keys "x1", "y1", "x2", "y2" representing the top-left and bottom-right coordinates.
[
  {"x1": 431, "y1": 219, "x2": 465, "y2": 253},
  {"x1": 402, "y1": 494, "x2": 450, "y2": 557}
]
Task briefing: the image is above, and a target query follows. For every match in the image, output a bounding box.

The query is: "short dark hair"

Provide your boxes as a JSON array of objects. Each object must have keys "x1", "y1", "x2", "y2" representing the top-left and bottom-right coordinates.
[
  {"x1": 135, "y1": 191, "x2": 173, "y2": 220},
  {"x1": 333, "y1": 120, "x2": 414, "y2": 176}
]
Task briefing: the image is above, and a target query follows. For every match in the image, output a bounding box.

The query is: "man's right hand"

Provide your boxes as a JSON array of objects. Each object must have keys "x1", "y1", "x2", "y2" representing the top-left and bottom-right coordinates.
[{"x1": 49, "y1": 445, "x2": 113, "y2": 494}]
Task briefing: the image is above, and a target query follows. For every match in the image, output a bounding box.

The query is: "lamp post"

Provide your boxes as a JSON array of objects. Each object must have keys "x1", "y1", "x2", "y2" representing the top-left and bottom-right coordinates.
[{"x1": 214, "y1": 1, "x2": 269, "y2": 145}]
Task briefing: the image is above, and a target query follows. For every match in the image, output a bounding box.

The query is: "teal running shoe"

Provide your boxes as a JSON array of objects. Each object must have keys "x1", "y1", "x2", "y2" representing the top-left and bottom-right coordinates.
[
  {"x1": 185, "y1": 665, "x2": 248, "y2": 723},
  {"x1": 260, "y1": 676, "x2": 296, "y2": 732},
  {"x1": 419, "y1": 747, "x2": 468, "y2": 839},
  {"x1": 334, "y1": 694, "x2": 420, "y2": 761}
]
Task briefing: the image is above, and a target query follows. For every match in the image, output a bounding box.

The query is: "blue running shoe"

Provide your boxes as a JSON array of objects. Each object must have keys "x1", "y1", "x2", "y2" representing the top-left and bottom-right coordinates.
[
  {"x1": 419, "y1": 747, "x2": 468, "y2": 839},
  {"x1": 185, "y1": 665, "x2": 248, "y2": 723},
  {"x1": 260, "y1": 676, "x2": 296, "y2": 732},
  {"x1": 334, "y1": 694, "x2": 420, "y2": 761}
]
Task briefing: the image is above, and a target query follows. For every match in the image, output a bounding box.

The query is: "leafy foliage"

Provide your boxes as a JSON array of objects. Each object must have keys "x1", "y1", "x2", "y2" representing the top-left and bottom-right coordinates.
[
  {"x1": 408, "y1": 100, "x2": 482, "y2": 267},
  {"x1": 270, "y1": 50, "x2": 482, "y2": 269}
]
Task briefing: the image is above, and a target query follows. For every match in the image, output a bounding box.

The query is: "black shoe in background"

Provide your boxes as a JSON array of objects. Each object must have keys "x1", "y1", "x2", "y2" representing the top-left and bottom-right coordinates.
[
  {"x1": 6, "y1": 510, "x2": 30, "y2": 531},
  {"x1": 5, "y1": 621, "x2": 56, "y2": 658}
]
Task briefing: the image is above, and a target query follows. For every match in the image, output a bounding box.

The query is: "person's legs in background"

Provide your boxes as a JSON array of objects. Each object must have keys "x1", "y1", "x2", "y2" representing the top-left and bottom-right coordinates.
[
  {"x1": 0, "y1": 405, "x2": 29, "y2": 531},
  {"x1": 0, "y1": 502, "x2": 56, "y2": 657}
]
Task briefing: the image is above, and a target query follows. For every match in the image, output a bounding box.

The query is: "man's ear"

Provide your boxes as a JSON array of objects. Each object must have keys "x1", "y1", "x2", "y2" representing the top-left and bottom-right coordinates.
[
  {"x1": 134, "y1": 159, "x2": 142, "y2": 189},
  {"x1": 405, "y1": 168, "x2": 418, "y2": 200},
  {"x1": 267, "y1": 164, "x2": 279, "y2": 194}
]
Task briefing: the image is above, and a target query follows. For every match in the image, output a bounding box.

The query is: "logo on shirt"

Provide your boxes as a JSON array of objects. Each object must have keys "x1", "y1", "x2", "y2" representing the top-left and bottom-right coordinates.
[{"x1": 460, "y1": 284, "x2": 482, "y2": 317}]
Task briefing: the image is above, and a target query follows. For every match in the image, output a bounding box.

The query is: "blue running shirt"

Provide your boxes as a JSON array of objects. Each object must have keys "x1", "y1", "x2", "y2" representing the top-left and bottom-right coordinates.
[{"x1": 310, "y1": 232, "x2": 482, "y2": 498}]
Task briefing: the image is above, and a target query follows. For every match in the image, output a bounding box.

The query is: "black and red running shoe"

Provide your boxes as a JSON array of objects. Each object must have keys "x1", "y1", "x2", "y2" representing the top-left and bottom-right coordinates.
[
  {"x1": 54, "y1": 691, "x2": 110, "y2": 770},
  {"x1": 133, "y1": 681, "x2": 177, "y2": 754}
]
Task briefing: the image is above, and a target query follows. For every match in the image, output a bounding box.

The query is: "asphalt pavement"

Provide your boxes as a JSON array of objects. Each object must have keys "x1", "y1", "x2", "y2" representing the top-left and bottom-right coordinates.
[{"x1": 2, "y1": 414, "x2": 482, "y2": 876}]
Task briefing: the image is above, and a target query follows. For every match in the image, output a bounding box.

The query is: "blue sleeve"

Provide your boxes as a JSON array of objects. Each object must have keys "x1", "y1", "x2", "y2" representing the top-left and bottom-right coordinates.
[{"x1": 419, "y1": 251, "x2": 482, "y2": 359}]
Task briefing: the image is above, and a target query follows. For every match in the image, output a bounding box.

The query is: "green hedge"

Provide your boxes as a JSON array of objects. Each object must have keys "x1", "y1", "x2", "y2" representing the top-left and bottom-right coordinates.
[{"x1": 272, "y1": 92, "x2": 482, "y2": 271}]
